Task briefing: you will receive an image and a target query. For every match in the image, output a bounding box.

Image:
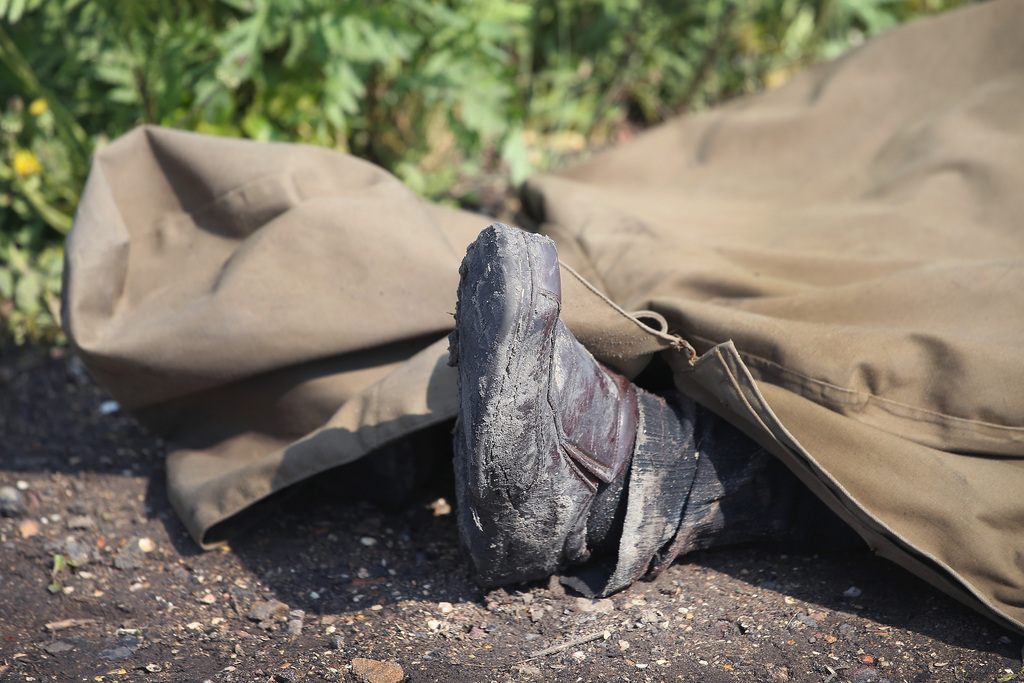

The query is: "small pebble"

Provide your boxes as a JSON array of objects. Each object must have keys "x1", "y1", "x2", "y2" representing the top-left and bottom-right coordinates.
[
  {"x1": 63, "y1": 539, "x2": 91, "y2": 566},
  {"x1": 852, "y1": 666, "x2": 880, "y2": 683},
  {"x1": 0, "y1": 486, "x2": 25, "y2": 517},
  {"x1": 360, "y1": 536, "x2": 377, "y2": 547},
  {"x1": 99, "y1": 645, "x2": 134, "y2": 660},
  {"x1": 247, "y1": 599, "x2": 288, "y2": 622},
  {"x1": 99, "y1": 400, "x2": 121, "y2": 415},
  {"x1": 43, "y1": 640, "x2": 74, "y2": 655},
  {"x1": 137, "y1": 537, "x2": 156, "y2": 553},
  {"x1": 23, "y1": 489, "x2": 41, "y2": 512},
  {"x1": 429, "y1": 497, "x2": 451, "y2": 516},
  {"x1": 18, "y1": 519, "x2": 40, "y2": 538},
  {"x1": 640, "y1": 609, "x2": 660, "y2": 624},
  {"x1": 98, "y1": 635, "x2": 139, "y2": 661},
  {"x1": 15, "y1": 480, "x2": 29, "y2": 491},
  {"x1": 351, "y1": 657, "x2": 404, "y2": 683},
  {"x1": 843, "y1": 586, "x2": 863, "y2": 598},
  {"x1": 438, "y1": 601, "x2": 453, "y2": 614},
  {"x1": 65, "y1": 515, "x2": 95, "y2": 530},
  {"x1": 114, "y1": 545, "x2": 145, "y2": 571}
]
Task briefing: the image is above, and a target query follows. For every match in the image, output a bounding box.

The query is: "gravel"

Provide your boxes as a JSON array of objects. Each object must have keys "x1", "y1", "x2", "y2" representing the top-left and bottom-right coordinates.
[{"x1": 1, "y1": 343, "x2": 1023, "y2": 682}]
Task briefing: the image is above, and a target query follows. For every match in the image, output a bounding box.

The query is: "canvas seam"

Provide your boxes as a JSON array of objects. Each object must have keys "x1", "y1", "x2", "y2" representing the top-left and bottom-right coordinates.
[{"x1": 687, "y1": 332, "x2": 1024, "y2": 439}]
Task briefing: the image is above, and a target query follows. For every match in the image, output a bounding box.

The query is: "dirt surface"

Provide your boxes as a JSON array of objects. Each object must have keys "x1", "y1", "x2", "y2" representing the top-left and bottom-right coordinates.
[{"x1": 2, "y1": 343, "x2": 1023, "y2": 683}]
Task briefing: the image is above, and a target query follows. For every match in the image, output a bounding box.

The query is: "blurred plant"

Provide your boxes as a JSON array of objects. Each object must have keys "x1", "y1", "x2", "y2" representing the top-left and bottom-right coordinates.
[
  {"x1": 47, "y1": 552, "x2": 80, "y2": 594},
  {"x1": 0, "y1": 94, "x2": 69, "y2": 344},
  {"x1": 0, "y1": 0, "x2": 965, "y2": 342}
]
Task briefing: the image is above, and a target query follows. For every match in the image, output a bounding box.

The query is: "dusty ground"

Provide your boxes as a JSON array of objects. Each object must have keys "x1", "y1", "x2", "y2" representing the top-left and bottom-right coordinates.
[{"x1": 2, "y1": 343, "x2": 1023, "y2": 683}]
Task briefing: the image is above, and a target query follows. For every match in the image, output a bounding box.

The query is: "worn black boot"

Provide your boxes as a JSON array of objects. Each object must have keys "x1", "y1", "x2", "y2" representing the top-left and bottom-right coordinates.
[{"x1": 448, "y1": 223, "x2": 697, "y2": 592}]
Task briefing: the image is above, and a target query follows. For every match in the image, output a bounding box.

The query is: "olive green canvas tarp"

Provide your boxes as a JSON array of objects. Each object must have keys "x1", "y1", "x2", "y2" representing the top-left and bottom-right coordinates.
[{"x1": 62, "y1": 0, "x2": 1024, "y2": 632}]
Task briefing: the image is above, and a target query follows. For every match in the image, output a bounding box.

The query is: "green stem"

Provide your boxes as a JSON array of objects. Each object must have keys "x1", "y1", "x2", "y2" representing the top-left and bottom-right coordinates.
[
  {"x1": 0, "y1": 161, "x2": 74, "y2": 234},
  {"x1": 16, "y1": 178, "x2": 73, "y2": 234}
]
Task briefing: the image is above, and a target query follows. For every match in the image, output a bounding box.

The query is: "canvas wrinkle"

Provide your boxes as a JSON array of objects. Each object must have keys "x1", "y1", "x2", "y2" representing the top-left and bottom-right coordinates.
[
  {"x1": 703, "y1": 339, "x2": 1024, "y2": 455},
  {"x1": 690, "y1": 349, "x2": 1023, "y2": 630},
  {"x1": 195, "y1": 172, "x2": 300, "y2": 240},
  {"x1": 63, "y1": 167, "x2": 131, "y2": 339},
  {"x1": 757, "y1": 381, "x2": 1024, "y2": 633},
  {"x1": 145, "y1": 127, "x2": 231, "y2": 213},
  {"x1": 692, "y1": 347, "x2": 910, "y2": 537},
  {"x1": 672, "y1": 348, "x2": 882, "y2": 552}
]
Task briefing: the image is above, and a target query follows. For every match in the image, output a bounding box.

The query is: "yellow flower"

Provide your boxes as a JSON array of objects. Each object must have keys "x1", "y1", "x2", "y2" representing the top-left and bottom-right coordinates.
[
  {"x1": 764, "y1": 68, "x2": 792, "y2": 90},
  {"x1": 29, "y1": 98, "x2": 48, "y2": 116},
  {"x1": 13, "y1": 149, "x2": 42, "y2": 176}
]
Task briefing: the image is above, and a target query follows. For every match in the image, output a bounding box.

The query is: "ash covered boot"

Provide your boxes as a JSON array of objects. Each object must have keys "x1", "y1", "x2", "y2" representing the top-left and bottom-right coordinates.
[{"x1": 447, "y1": 223, "x2": 698, "y2": 595}]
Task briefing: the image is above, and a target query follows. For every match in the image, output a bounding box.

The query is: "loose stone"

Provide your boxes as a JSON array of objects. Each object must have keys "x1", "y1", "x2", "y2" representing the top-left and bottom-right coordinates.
[
  {"x1": 0, "y1": 485, "x2": 25, "y2": 517},
  {"x1": 247, "y1": 598, "x2": 288, "y2": 623},
  {"x1": 351, "y1": 658, "x2": 405, "y2": 683}
]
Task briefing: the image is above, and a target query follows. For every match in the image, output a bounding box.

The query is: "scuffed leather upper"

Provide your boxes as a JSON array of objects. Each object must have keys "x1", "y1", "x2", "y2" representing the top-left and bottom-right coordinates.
[{"x1": 449, "y1": 223, "x2": 638, "y2": 586}]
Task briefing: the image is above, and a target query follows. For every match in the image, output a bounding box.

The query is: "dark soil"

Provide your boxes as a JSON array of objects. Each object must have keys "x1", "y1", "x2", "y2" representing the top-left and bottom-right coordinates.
[{"x1": 2, "y1": 343, "x2": 1022, "y2": 682}]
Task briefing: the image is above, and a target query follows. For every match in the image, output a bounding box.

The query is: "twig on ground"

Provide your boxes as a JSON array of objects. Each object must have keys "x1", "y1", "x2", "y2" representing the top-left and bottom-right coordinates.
[
  {"x1": 525, "y1": 630, "x2": 611, "y2": 659},
  {"x1": 45, "y1": 618, "x2": 95, "y2": 632}
]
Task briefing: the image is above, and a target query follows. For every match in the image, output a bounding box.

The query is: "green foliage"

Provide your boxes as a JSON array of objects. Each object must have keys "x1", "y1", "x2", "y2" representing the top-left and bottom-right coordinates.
[{"x1": 0, "y1": 0, "x2": 965, "y2": 342}]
